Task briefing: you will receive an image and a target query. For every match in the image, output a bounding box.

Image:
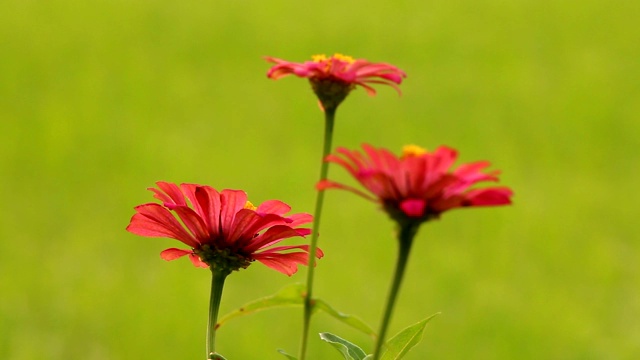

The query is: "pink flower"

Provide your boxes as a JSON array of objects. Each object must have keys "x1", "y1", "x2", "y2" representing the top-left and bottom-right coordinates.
[
  {"x1": 317, "y1": 144, "x2": 513, "y2": 224},
  {"x1": 266, "y1": 54, "x2": 406, "y2": 110},
  {"x1": 126, "y1": 182, "x2": 322, "y2": 276}
]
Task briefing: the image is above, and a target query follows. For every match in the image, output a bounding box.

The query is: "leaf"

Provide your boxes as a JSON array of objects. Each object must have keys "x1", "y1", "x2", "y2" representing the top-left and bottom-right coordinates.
[
  {"x1": 314, "y1": 299, "x2": 376, "y2": 337},
  {"x1": 208, "y1": 353, "x2": 227, "y2": 360},
  {"x1": 217, "y1": 283, "x2": 306, "y2": 327},
  {"x1": 277, "y1": 349, "x2": 298, "y2": 360},
  {"x1": 320, "y1": 332, "x2": 368, "y2": 360},
  {"x1": 218, "y1": 283, "x2": 375, "y2": 337},
  {"x1": 380, "y1": 313, "x2": 439, "y2": 360}
]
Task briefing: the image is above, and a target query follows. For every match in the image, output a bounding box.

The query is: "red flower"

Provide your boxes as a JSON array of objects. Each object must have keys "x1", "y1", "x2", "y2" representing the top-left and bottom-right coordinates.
[
  {"x1": 317, "y1": 144, "x2": 513, "y2": 224},
  {"x1": 126, "y1": 182, "x2": 322, "y2": 276},
  {"x1": 266, "y1": 54, "x2": 406, "y2": 110}
]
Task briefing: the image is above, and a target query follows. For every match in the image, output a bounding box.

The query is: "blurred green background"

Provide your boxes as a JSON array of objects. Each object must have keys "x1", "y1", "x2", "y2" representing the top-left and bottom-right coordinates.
[{"x1": 1, "y1": 0, "x2": 638, "y2": 359}]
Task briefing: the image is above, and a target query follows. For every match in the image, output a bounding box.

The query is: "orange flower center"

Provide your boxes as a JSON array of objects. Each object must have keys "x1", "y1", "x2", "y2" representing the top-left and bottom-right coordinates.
[{"x1": 401, "y1": 144, "x2": 428, "y2": 158}]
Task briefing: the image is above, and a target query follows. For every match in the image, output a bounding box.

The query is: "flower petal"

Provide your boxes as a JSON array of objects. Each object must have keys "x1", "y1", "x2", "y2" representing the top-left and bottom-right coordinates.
[
  {"x1": 464, "y1": 187, "x2": 514, "y2": 206},
  {"x1": 253, "y1": 245, "x2": 324, "y2": 276},
  {"x1": 257, "y1": 200, "x2": 292, "y2": 216},
  {"x1": 286, "y1": 213, "x2": 313, "y2": 227},
  {"x1": 253, "y1": 256, "x2": 300, "y2": 276},
  {"x1": 127, "y1": 203, "x2": 200, "y2": 248},
  {"x1": 170, "y1": 206, "x2": 209, "y2": 243},
  {"x1": 263, "y1": 244, "x2": 324, "y2": 259},
  {"x1": 188, "y1": 253, "x2": 209, "y2": 268},
  {"x1": 253, "y1": 252, "x2": 307, "y2": 276},
  {"x1": 194, "y1": 185, "x2": 223, "y2": 237},
  {"x1": 159, "y1": 248, "x2": 208, "y2": 268},
  {"x1": 316, "y1": 180, "x2": 378, "y2": 202},
  {"x1": 160, "y1": 248, "x2": 192, "y2": 261},
  {"x1": 151, "y1": 181, "x2": 187, "y2": 207},
  {"x1": 219, "y1": 189, "x2": 247, "y2": 235},
  {"x1": 243, "y1": 225, "x2": 304, "y2": 253},
  {"x1": 227, "y1": 210, "x2": 282, "y2": 247}
]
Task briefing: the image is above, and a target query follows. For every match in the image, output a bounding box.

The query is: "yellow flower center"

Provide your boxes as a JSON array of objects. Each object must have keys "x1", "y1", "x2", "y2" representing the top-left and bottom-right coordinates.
[
  {"x1": 312, "y1": 53, "x2": 355, "y2": 64},
  {"x1": 244, "y1": 201, "x2": 257, "y2": 211},
  {"x1": 332, "y1": 53, "x2": 355, "y2": 63},
  {"x1": 312, "y1": 54, "x2": 327, "y2": 62},
  {"x1": 401, "y1": 144, "x2": 428, "y2": 158}
]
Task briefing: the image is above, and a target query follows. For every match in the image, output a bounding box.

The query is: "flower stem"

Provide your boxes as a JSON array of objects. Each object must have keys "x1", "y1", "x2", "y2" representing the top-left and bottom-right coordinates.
[
  {"x1": 299, "y1": 106, "x2": 337, "y2": 360},
  {"x1": 207, "y1": 268, "x2": 228, "y2": 360},
  {"x1": 371, "y1": 223, "x2": 419, "y2": 360}
]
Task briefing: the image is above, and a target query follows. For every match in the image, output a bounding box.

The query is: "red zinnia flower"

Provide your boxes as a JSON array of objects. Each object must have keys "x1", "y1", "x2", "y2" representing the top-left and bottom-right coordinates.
[
  {"x1": 317, "y1": 144, "x2": 513, "y2": 224},
  {"x1": 266, "y1": 53, "x2": 406, "y2": 110},
  {"x1": 126, "y1": 182, "x2": 322, "y2": 276}
]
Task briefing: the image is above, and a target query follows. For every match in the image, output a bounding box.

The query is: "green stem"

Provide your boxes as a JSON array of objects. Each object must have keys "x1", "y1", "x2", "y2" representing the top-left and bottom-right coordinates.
[
  {"x1": 299, "y1": 106, "x2": 337, "y2": 360},
  {"x1": 371, "y1": 223, "x2": 419, "y2": 360},
  {"x1": 207, "y1": 268, "x2": 228, "y2": 360}
]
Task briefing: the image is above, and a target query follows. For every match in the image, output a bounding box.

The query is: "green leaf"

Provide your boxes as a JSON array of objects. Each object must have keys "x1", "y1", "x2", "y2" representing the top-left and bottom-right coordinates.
[
  {"x1": 314, "y1": 299, "x2": 376, "y2": 337},
  {"x1": 277, "y1": 349, "x2": 298, "y2": 360},
  {"x1": 380, "y1": 313, "x2": 439, "y2": 360},
  {"x1": 217, "y1": 283, "x2": 375, "y2": 337},
  {"x1": 217, "y1": 283, "x2": 306, "y2": 327},
  {"x1": 208, "y1": 353, "x2": 227, "y2": 360},
  {"x1": 320, "y1": 332, "x2": 368, "y2": 360}
]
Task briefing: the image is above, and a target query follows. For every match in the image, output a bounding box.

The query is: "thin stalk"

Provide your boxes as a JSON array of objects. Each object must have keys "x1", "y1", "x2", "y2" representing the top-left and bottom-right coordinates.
[
  {"x1": 207, "y1": 268, "x2": 228, "y2": 360},
  {"x1": 299, "y1": 107, "x2": 337, "y2": 360},
  {"x1": 371, "y1": 223, "x2": 418, "y2": 360}
]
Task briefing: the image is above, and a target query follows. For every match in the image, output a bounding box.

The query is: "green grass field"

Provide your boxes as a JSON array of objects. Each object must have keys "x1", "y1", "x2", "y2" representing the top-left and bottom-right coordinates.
[{"x1": 1, "y1": 0, "x2": 639, "y2": 358}]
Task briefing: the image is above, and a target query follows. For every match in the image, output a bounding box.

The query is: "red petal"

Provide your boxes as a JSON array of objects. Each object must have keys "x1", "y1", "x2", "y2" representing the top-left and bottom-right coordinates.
[
  {"x1": 152, "y1": 182, "x2": 187, "y2": 206},
  {"x1": 188, "y1": 253, "x2": 208, "y2": 268},
  {"x1": 194, "y1": 186, "x2": 223, "y2": 237},
  {"x1": 465, "y1": 187, "x2": 513, "y2": 206},
  {"x1": 254, "y1": 257, "x2": 298, "y2": 276},
  {"x1": 286, "y1": 213, "x2": 313, "y2": 227},
  {"x1": 170, "y1": 206, "x2": 209, "y2": 243},
  {"x1": 160, "y1": 248, "x2": 192, "y2": 261},
  {"x1": 226, "y1": 209, "x2": 268, "y2": 246},
  {"x1": 264, "y1": 245, "x2": 324, "y2": 259},
  {"x1": 256, "y1": 200, "x2": 291, "y2": 216},
  {"x1": 316, "y1": 180, "x2": 377, "y2": 202},
  {"x1": 159, "y1": 248, "x2": 208, "y2": 268},
  {"x1": 243, "y1": 225, "x2": 303, "y2": 253},
  {"x1": 219, "y1": 190, "x2": 247, "y2": 236},
  {"x1": 127, "y1": 204, "x2": 199, "y2": 248},
  {"x1": 253, "y1": 252, "x2": 307, "y2": 276},
  {"x1": 254, "y1": 245, "x2": 324, "y2": 276}
]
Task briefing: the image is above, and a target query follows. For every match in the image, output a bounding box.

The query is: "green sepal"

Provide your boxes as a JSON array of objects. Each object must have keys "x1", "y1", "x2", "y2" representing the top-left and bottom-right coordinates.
[
  {"x1": 217, "y1": 283, "x2": 375, "y2": 336},
  {"x1": 380, "y1": 313, "x2": 439, "y2": 360},
  {"x1": 277, "y1": 349, "x2": 298, "y2": 359},
  {"x1": 319, "y1": 332, "x2": 368, "y2": 360}
]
